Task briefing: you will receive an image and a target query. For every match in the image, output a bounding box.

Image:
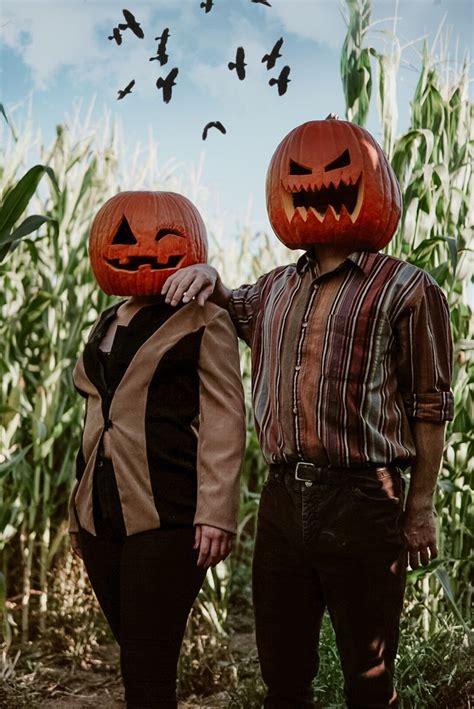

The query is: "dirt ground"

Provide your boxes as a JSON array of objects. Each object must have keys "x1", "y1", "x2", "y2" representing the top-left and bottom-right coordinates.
[{"x1": 2, "y1": 632, "x2": 259, "y2": 709}]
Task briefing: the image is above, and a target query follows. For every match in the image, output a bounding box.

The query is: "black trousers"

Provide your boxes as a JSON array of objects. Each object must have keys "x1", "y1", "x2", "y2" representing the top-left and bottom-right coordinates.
[
  {"x1": 77, "y1": 457, "x2": 206, "y2": 709},
  {"x1": 253, "y1": 466, "x2": 407, "y2": 709}
]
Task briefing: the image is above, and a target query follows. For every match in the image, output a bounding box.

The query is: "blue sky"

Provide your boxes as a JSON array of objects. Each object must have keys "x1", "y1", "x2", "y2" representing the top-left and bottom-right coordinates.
[{"x1": 1, "y1": 0, "x2": 473, "y2": 237}]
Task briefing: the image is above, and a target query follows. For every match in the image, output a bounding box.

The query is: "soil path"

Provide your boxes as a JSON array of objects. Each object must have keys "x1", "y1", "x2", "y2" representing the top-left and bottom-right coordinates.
[{"x1": 29, "y1": 634, "x2": 258, "y2": 709}]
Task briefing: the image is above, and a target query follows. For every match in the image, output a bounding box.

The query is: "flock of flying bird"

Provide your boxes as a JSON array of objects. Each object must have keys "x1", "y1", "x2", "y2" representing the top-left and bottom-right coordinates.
[{"x1": 110, "y1": 2, "x2": 291, "y2": 141}]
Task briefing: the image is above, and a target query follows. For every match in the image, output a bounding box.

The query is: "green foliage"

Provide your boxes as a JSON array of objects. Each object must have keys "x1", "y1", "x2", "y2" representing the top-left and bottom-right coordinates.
[
  {"x1": 341, "y1": 0, "x2": 374, "y2": 126},
  {"x1": 0, "y1": 164, "x2": 60, "y2": 264},
  {"x1": 0, "y1": 0, "x2": 472, "y2": 704},
  {"x1": 341, "y1": 0, "x2": 473, "y2": 637}
]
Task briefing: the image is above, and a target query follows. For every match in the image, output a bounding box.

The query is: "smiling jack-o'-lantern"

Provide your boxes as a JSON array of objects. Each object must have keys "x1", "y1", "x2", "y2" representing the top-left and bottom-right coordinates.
[
  {"x1": 266, "y1": 117, "x2": 401, "y2": 251},
  {"x1": 89, "y1": 191, "x2": 208, "y2": 295}
]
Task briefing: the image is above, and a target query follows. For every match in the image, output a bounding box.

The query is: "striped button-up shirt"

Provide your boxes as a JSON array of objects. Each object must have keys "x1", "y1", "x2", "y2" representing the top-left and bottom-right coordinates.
[{"x1": 229, "y1": 250, "x2": 454, "y2": 468}]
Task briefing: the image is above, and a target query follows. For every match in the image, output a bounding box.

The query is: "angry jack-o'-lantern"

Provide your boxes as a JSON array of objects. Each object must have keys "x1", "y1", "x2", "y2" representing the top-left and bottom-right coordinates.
[
  {"x1": 89, "y1": 191, "x2": 208, "y2": 295},
  {"x1": 266, "y1": 117, "x2": 401, "y2": 251}
]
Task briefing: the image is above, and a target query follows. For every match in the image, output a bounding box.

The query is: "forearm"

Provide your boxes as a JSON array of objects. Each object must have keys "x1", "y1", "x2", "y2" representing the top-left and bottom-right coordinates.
[
  {"x1": 406, "y1": 419, "x2": 446, "y2": 510},
  {"x1": 210, "y1": 275, "x2": 232, "y2": 309}
]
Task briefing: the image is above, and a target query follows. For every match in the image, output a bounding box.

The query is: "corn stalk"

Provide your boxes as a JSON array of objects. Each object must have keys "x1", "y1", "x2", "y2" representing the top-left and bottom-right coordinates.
[{"x1": 341, "y1": 0, "x2": 473, "y2": 632}]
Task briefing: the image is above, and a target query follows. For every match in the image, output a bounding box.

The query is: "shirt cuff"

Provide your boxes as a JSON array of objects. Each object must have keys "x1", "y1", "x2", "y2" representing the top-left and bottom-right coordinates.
[{"x1": 402, "y1": 391, "x2": 454, "y2": 421}]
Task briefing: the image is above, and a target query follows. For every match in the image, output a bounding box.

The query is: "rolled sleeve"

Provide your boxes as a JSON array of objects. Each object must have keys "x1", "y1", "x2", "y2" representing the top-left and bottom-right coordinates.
[
  {"x1": 228, "y1": 277, "x2": 265, "y2": 346},
  {"x1": 194, "y1": 309, "x2": 246, "y2": 534},
  {"x1": 395, "y1": 283, "x2": 454, "y2": 422}
]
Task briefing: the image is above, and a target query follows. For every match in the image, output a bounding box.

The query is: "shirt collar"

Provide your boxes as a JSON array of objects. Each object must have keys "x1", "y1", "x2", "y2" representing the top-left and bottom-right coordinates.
[
  {"x1": 346, "y1": 251, "x2": 379, "y2": 277},
  {"x1": 296, "y1": 249, "x2": 378, "y2": 279}
]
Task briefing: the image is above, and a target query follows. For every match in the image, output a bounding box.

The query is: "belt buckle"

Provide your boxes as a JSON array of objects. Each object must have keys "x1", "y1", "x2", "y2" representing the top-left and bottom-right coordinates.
[{"x1": 295, "y1": 461, "x2": 321, "y2": 482}]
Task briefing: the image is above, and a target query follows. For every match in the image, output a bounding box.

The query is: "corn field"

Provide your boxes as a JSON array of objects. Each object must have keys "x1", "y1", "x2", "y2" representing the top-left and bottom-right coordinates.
[{"x1": 1, "y1": 0, "x2": 472, "y2": 705}]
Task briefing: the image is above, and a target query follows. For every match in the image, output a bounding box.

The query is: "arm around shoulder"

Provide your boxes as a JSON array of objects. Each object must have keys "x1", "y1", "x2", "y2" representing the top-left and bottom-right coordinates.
[{"x1": 162, "y1": 264, "x2": 232, "y2": 308}]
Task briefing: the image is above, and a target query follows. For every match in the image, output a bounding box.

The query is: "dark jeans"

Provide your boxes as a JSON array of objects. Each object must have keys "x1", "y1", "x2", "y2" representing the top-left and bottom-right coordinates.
[
  {"x1": 253, "y1": 466, "x2": 407, "y2": 709},
  {"x1": 77, "y1": 457, "x2": 206, "y2": 709}
]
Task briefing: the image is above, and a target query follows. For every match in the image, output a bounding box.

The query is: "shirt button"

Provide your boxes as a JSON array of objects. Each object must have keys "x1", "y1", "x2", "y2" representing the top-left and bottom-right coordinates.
[
  {"x1": 305, "y1": 481, "x2": 313, "y2": 488},
  {"x1": 295, "y1": 365, "x2": 301, "y2": 371},
  {"x1": 302, "y1": 321, "x2": 308, "y2": 328},
  {"x1": 293, "y1": 407, "x2": 298, "y2": 414},
  {"x1": 97, "y1": 460, "x2": 104, "y2": 468}
]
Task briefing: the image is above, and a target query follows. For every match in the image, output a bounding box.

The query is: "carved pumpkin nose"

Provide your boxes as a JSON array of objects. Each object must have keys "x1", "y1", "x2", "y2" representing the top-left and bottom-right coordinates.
[
  {"x1": 266, "y1": 118, "x2": 401, "y2": 251},
  {"x1": 89, "y1": 191, "x2": 208, "y2": 296}
]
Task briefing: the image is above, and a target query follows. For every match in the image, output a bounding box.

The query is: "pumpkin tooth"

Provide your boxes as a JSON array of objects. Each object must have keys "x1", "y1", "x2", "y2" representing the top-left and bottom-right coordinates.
[
  {"x1": 328, "y1": 205, "x2": 340, "y2": 222},
  {"x1": 119, "y1": 257, "x2": 130, "y2": 265},
  {"x1": 308, "y1": 206, "x2": 324, "y2": 223},
  {"x1": 339, "y1": 204, "x2": 351, "y2": 222},
  {"x1": 296, "y1": 206, "x2": 307, "y2": 221}
]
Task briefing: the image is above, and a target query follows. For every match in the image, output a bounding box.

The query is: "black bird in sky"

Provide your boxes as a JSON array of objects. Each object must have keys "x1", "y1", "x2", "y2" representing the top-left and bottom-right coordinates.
[
  {"x1": 150, "y1": 28, "x2": 170, "y2": 65},
  {"x1": 251, "y1": 0, "x2": 272, "y2": 6},
  {"x1": 118, "y1": 9, "x2": 144, "y2": 39},
  {"x1": 108, "y1": 27, "x2": 122, "y2": 45},
  {"x1": 228, "y1": 47, "x2": 246, "y2": 80},
  {"x1": 262, "y1": 37, "x2": 283, "y2": 69},
  {"x1": 200, "y1": 0, "x2": 214, "y2": 12},
  {"x1": 156, "y1": 68, "x2": 179, "y2": 103},
  {"x1": 202, "y1": 121, "x2": 226, "y2": 141},
  {"x1": 269, "y1": 65, "x2": 291, "y2": 95},
  {"x1": 117, "y1": 79, "x2": 135, "y2": 100}
]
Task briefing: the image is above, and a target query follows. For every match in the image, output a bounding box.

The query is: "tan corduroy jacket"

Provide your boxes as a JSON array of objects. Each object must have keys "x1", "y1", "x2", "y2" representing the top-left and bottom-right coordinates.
[{"x1": 68, "y1": 299, "x2": 246, "y2": 537}]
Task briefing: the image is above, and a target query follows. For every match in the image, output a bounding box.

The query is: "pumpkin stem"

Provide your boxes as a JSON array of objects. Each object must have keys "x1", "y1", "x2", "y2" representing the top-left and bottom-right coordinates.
[{"x1": 325, "y1": 112, "x2": 339, "y2": 120}]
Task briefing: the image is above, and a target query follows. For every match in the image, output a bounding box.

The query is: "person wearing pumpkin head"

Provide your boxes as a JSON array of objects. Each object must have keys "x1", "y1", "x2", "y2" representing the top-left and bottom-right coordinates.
[
  {"x1": 162, "y1": 117, "x2": 454, "y2": 708},
  {"x1": 66, "y1": 190, "x2": 246, "y2": 709}
]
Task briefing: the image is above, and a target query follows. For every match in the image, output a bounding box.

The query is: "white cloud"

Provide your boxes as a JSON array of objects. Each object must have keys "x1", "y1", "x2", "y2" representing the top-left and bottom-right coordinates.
[
  {"x1": 189, "y1": 13, "x2": 277, "y2": 110},
  {"x1": 269, "y1": 0, "x2": 346, "y2": 50},
  {"x1": 0, "y1": 1, "x2": 196, "y2": 92}
]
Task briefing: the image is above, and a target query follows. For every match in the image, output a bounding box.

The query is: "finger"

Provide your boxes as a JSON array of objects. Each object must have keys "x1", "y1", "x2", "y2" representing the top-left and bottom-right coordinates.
[
  {"x1": 161, "y1": 271, "x2": 183, "y2": 300},
  {"x1": 419, "y1": 548, "x2": 430, "y2": 566},
  {"x1": 206, "y1": 537, "x2": 222, "y2": 568},
  {"x1": 409, "y1": 550, "x2": 419, "y2": 570},
  {"x1": 161, "y1": 273, "x2": 174, "y2": 296},
  {"x1": 164, "y1": 272, "x2": 192, "y2": 305},
  {"x1": 197, "y1": 534, "x2": 211, "y2": 567},
  {"x1": 219, "y1": 537, "x2": 230, "y2": 561},
  {"x1": 182, "y1": 277, "x2": 209, "y2": 304},
  {"x1": 194, "y1": 526, "x2": 201, "y2": 550},
  {"x1": 429, "y1": 541, "x2": 438, "y2": 560},
  {"x1": 226, "y1": 536, "x2": 233, "y2": 557},
  {"x1": 196, "y1": 284, "x2": 215, "y2": 307},
  {"x1": 168, "y1": 279, "x2": 191, "y2": 306},
  {"x1": 170, "y1": 273, "x2": 201, "y2": 306}
]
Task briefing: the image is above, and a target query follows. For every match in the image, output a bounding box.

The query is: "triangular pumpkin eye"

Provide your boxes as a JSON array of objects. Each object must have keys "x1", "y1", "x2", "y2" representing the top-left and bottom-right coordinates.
[
  {"x1": 289, "y1": 159, "x2": 312, "y2": 175},
  {"x1": 324, "y1": 149, "x2": 350, "y2": 172},
  {"x1": 111, "y1": 216, "x2": 137, "y2": 244},
  {"x1": 155, "y1": 228, "x2": 183, "y2": 241}
]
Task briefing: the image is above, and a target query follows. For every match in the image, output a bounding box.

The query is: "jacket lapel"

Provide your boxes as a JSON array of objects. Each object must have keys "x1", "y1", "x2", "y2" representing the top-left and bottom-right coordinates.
[{"x1": 82, "y1": 303, "x2": 122, "y2": 395}]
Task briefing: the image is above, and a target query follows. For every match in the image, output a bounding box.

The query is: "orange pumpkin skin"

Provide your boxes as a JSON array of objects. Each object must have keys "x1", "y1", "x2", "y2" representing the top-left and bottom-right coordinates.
[
  {"x1": 266, "y1": 119, "x2": 401, "y2": 251},
  {"x1": 89, "y1": 191, "x2": 208, "y2": 296}
]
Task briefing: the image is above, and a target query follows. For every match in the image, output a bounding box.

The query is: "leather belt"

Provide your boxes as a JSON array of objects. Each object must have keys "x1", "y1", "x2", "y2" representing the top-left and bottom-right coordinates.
[{"x1": 269, "y1": 461, "x2": 398, "y2": 485}]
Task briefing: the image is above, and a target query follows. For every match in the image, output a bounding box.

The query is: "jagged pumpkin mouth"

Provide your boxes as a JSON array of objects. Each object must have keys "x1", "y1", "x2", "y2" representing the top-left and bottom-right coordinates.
[
  {"x1": 283, "y1": 174, "x2": 363, "y2": 223},
  {"x1": 107, "y1": 254, "x2": 185, "y2": 271}
]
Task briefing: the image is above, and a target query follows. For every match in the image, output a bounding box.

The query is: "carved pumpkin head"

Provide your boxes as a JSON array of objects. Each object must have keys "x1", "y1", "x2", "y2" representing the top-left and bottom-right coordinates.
[
  {"x1": 89, "y1": 191, "x2": 208, "y2": 295},
  {"x1": 266, "y1": 117, "x2": 401, "y2": 251}
]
